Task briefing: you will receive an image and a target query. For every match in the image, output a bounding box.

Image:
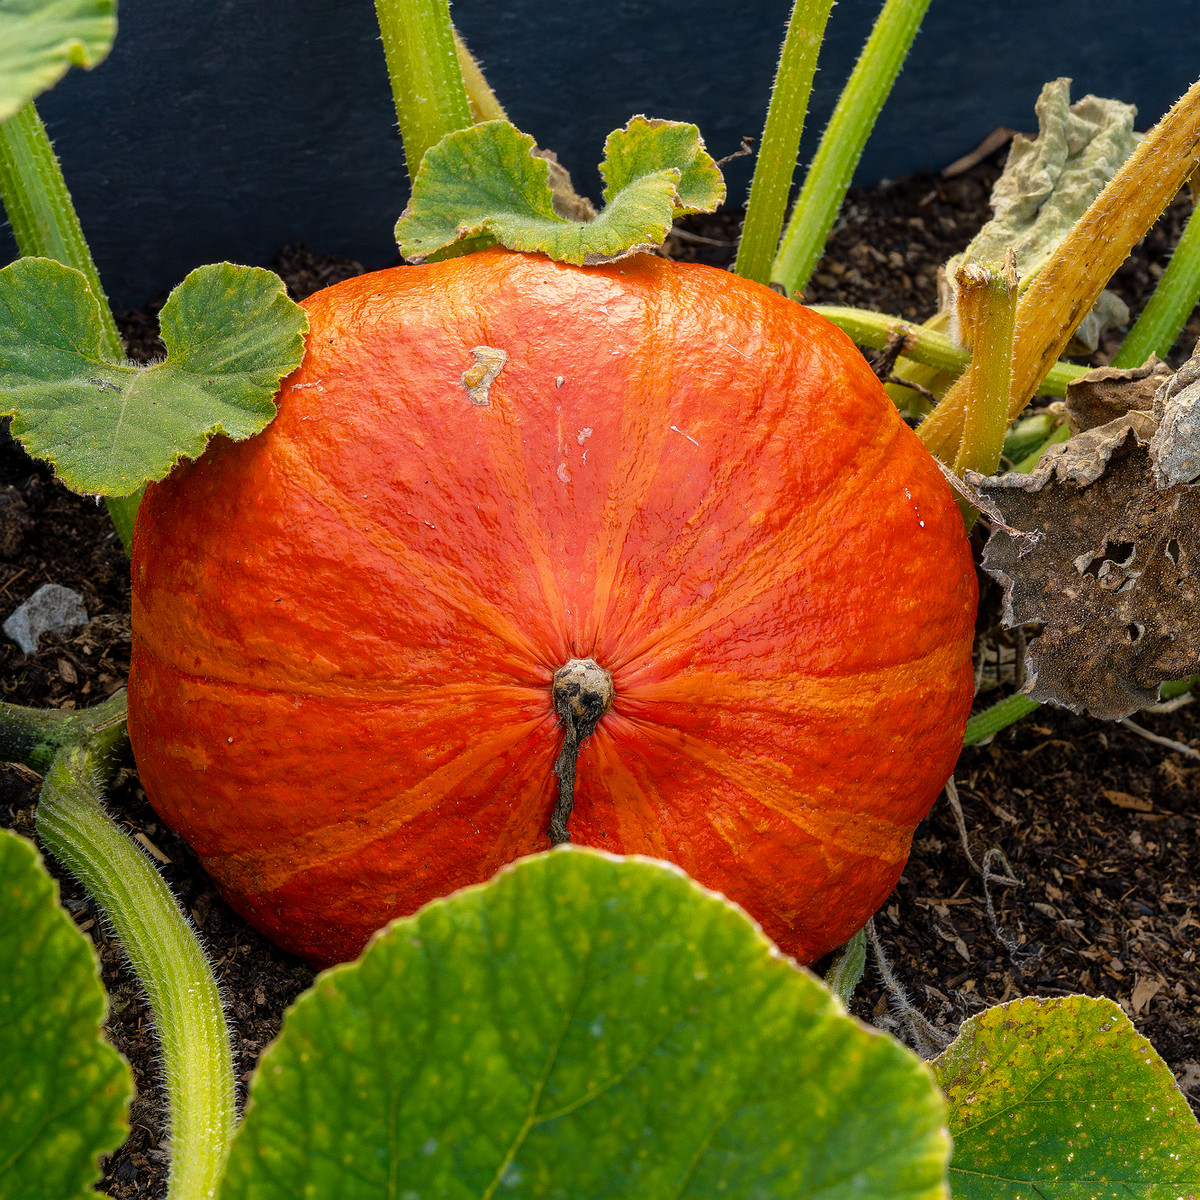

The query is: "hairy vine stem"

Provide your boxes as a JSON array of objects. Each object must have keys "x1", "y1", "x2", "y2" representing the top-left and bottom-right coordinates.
[{"x1": 2, "y1": 694, "x2": 237, "y2": 1200}]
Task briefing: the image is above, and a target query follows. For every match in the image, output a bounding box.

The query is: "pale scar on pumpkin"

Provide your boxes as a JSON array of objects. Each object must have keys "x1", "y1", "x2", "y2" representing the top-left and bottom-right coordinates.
[{"x1": 461, "y1": 345, "x2": 508, "y2": 405}]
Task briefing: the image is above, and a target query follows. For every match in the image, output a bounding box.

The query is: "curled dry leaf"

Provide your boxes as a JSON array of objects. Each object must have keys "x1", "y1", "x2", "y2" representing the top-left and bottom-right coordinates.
[
  {"x1": 968, "y1": 346, "x2": 1200, "y2": 719},
  {"x1": 1150, "y1": 347, "x2": 1200, "y2": 486},
  {"x1": 941, "y1": 78, "x2": 1137, "y2": 352}
]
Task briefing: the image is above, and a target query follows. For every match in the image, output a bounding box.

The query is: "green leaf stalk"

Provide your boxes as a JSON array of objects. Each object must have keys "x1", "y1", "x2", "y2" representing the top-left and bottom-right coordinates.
[
  {"x1": 734, "y1": 0, "x2": 836, "y2": 285},
  {"x1": 0, "y1": 101, "x2": 139, "y2": 545},
  {"x1": 1112, "y1": 196, "x2": 1200, "y2": 368},
  {"x1": 375, "y1": 0, "x2": 473, "y2": 183},
  {"x1": 771, "y1": 0, "x2": 933, "y2": 297}
]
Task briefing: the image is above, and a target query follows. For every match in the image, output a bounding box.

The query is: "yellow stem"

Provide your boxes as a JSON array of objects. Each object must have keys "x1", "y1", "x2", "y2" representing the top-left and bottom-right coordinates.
[
  {"x1": 920, "y1": 75, "x2": 1200, "y2": 462},
  {"x1": 453, "y1": 28, "x2": 507, "y2": 123}
]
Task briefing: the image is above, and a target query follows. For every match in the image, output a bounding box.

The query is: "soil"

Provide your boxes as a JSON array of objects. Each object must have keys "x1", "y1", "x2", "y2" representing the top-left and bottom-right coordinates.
[{"x1": 2, "y1": 150, "x2": 1198, "y2": 1197}]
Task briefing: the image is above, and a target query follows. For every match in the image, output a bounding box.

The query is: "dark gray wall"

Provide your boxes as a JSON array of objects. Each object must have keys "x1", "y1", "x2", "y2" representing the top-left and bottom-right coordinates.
[{"x1": 3, "y1": 1, "x2": 1197, "y2": 307}]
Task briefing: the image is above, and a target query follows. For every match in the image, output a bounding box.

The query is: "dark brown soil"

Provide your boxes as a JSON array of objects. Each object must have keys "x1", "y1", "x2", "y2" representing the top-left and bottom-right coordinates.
[{"x1": 2, "y1": 155, "x2": 1198, "y2": 1197}]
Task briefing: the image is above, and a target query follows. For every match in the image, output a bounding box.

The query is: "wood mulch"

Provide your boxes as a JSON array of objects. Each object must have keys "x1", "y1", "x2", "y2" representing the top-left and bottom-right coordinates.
[{"x1": 1, "y1": 149, "x2": 1198, "y2": 1198}]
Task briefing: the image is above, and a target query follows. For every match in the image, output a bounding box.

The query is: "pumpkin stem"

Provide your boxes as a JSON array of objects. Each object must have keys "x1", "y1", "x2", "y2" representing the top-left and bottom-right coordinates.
[{"x1": 549, "y1": 658, "x2": 614, "y2": 845}]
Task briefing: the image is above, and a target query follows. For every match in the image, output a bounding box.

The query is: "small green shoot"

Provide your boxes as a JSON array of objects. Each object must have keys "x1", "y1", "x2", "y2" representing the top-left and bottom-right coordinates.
[
  {"x1": 0, "y1": 257, "x2": 308, "y2": 496},
  {"x1": 396, "y1": 117, "x2": 723, "y2": 265},
  {"x1": 823, "y1": 925, "x2": 868, "y2": 1007}
]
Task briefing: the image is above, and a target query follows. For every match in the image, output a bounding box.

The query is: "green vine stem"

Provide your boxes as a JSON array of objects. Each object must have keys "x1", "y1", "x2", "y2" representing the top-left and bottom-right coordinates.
[
  {"x1": 771, "y1": 0, "x2": 932, "y2": 297},
  {"x1": 32, "y1": 712, "x2": 236, "y2": 1200},
  {"x1": 1160, "y1": 674, "x2": 1199, "y2": 701},
  {"x1": 962, "y1": 694, "x2": 1040, "y2": 747},
  {"x1": 809, "y1": 304, "x2": 1089, "y2": 397},
  {"x1": 733, "y1": 0, "x2": 836, "y2": 285},
  {"x1": 1011, "y1": 421, "x2": 1070, "y2": 472},
  {"x1": 962, "y1": 678, "x2": 1196, "y2": 749},
  {"x1": 951, "y1": 255, "x2": 1019, "y2": 491},
  {"x1": 823, "y1": 926, "x2": 867, "y2": 1007},
  {"x1": 0, "y1": 102, "x2": 117, "y2": 357},
  {"x1": 0, "y1": 100, "x2": 140, "y2": 548},
  {"x1": 0, "y1": 689, "x2": 128, "y2": 772},
  {"x1": 1111, "y1": 196, "x2": 1200, "y2": 368},
  {"x1": 375, "y1": 0, "x2": 473, "y2": 183}
]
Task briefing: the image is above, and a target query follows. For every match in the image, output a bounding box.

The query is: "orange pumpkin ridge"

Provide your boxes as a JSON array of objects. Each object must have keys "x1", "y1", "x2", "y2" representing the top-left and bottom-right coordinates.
[{"x1": 128, "y1": 248, "x2": 976, "y2": 967}]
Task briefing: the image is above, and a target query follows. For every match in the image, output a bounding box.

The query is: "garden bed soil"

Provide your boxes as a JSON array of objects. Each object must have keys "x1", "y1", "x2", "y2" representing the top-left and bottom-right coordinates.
[{"x1": 2, "y1": 149, "x2": 1199, "y2": 1197}]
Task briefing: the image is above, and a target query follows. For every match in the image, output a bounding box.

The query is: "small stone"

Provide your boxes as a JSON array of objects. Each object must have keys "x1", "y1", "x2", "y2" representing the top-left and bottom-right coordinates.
[{"x1": 3, "y1": 584, "x2": 89, "y2": 655}]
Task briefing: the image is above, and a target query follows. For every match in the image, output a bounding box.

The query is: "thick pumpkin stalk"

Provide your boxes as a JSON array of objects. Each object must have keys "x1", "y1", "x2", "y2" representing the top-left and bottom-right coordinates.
[
  {"x1": 549, "y1": 659, "x2": 614, "y2": 845},
  {"x1": 920, "y1": 76, "x2": 1200, "y2": 463},
  {"x1": 949, "y1": 252, "x2": 1019, "y2": 520}
]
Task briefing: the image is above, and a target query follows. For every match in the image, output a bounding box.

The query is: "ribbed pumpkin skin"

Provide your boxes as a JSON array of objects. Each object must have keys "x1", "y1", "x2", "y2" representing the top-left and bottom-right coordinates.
[{"x1": 128, "y1": 249, "x2": 976, "y2": 967}]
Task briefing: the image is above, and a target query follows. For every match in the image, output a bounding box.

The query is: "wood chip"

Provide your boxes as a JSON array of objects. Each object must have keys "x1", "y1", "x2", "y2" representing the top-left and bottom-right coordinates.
[
  {"x1": 1130, "y1": 974, "x2": 1164, "y2": 1014},
  {"x1": 1103, "y1": 788, "x2": 1153, "y2": 812}
]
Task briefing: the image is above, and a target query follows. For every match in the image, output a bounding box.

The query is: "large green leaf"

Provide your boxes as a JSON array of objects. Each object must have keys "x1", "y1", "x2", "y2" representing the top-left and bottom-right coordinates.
[
  {"x1": 222, "y1": 849, "x2": 950, "y2": 1200},
  {"x1": 395, "y1": 116, "x2": 724, "y2": 265},
  {"x1": 0, "y1": 257, "x2": 308, "y2": 495},
  {"x1": 933, "y1": 995, "x2": 1200, "y2": 1199},
  {"x1": 0, "y1": 828, "x2": 131, "y2": 1200},
  {"x1": 0, "y1": 0, "x2": 115, "y2": 120}
]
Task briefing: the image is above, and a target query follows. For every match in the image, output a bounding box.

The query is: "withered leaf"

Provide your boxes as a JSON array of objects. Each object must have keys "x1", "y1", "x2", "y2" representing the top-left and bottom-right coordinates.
[
  {"x1": 1063, "y1": 356, "x2": 1170, "y2": 432},
  {"x1": 968, "y1": 346, "x2": 1200, "y2": 720},
  {"x1": 1150, "y1": 348, "x2": 1200, "y2": 486}
]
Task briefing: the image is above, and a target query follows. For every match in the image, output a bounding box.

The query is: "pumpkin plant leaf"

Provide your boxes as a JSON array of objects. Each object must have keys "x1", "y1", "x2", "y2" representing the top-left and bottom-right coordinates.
[
  {"x1": 599, "y1": 114, "x2": 724, "y2": 215},
  {"x1": 395, "y1": 117, "x2": 724, "y2": 265},
  {"x1": 0, "y1": 256, "x2": 308, "y2": 495},
  {"x1": 0, "y1": 0, "x2": 115, "y2": 120},
  {"x1": 933, "y1": 994, "x2": 1200, "y2": 1199},
  {"x1": 221, "y1": 848, "x2": 950, "y2": 1200},
  {"x1": 967, "y1": 347, "x2": 1200, "y2": 719},
  {"x1": 0, "y1": 828, "x2": 132, "y2": 1200}
]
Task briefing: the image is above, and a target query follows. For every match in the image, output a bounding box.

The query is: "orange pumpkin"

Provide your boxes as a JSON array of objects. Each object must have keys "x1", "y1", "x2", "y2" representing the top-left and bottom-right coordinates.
[{"x1": 128, "y1": 249, "x2": 976, "y2": 967}]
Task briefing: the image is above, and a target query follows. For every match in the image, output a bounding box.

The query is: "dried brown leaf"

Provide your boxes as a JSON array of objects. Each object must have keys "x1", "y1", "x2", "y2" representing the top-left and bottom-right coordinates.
[
  {"x1": 1102, "y1": 789, "x2": 1153, "y2": 812},
  {"x1": 969, "y1": 345, "x2": 1200, "y2": 720},
  {"x1": 1064, "y1": 357, "x2": 1171, "y2": 432}
]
